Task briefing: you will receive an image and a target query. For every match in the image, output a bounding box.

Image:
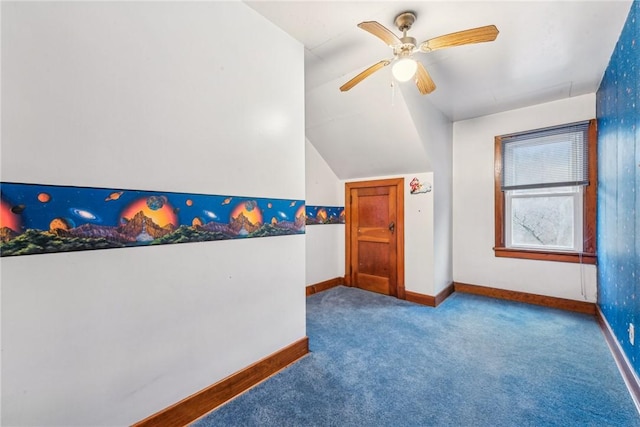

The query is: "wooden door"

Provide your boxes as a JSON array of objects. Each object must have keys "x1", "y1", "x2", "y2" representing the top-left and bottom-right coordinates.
[{"x1": 345, "y1": 178, "x2": 404, "y2": 298}]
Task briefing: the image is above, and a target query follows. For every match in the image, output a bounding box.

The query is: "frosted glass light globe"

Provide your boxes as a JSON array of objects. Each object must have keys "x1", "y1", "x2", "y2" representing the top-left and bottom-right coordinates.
[{"x1": 392, "y1": 58, "x2": 418, "y2": 82}]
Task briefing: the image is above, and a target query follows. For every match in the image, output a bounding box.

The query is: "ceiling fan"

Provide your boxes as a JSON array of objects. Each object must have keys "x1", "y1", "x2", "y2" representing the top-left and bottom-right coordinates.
[{"x1": 340, "y1": 12, "x2": 499, "y2": 95}]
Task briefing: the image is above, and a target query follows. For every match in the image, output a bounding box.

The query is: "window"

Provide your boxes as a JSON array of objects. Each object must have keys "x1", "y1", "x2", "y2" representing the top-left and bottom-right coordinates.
[{"x1": 494, "y1": 119, "x2": 597, "y2": 264}]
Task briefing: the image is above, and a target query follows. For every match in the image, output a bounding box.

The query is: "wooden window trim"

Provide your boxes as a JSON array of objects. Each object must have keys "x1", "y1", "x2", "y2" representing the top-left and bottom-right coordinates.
[{"x1": 494, "y1": 119, "x2": 597, "y2": 265}]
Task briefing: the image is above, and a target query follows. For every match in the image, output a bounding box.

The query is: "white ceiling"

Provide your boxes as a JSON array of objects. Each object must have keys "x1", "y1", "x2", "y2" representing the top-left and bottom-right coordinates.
[{"x1": 245, "y1": 1, "x2": 633, "y2": 179}]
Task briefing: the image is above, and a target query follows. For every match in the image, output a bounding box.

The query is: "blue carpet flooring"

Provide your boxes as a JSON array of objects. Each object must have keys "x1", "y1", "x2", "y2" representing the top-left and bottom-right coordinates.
[{"x1": 193, "y1": 286, "x2": 640, "y2": 426}]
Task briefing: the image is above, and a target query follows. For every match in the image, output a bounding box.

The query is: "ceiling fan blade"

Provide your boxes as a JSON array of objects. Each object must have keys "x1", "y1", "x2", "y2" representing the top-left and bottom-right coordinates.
[
  {"x1": 358, "y1": 21, "x2": 402, "y2": 47},
  {"x1": 415, "y1": 62, "x2": 436, "y2": 95},
  {"x1": 419, "y1": 25, "x2": 499, "y2": 53},
  {"x1": 340, "y1": 60, "x2": 391, "y2": 92}
]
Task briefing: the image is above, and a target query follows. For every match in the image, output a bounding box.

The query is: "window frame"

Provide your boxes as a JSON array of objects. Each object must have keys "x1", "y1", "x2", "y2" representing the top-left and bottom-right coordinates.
[{"x1": 494, "y1": 119, "x2": 597, "y2": 264}]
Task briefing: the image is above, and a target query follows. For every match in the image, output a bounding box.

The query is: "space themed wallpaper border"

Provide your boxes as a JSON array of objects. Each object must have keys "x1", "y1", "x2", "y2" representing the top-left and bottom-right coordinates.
[
  {"x1": 0, "y1": 182, "x2": 306, "y2": 257},
  {"x1": 305, "y1": 206, "x2": 345, "y2": 225}
]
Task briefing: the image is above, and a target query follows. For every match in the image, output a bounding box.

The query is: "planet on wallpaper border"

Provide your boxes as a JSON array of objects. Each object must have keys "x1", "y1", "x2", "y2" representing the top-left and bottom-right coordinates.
[
  {"x1": 49, "y1": 217, "x2": 75, "y2": 231},
  {"x1": 316, "y1": 208, "x2": 328, "y2": 222},
  {"x1": 1, "y1": 197, "x2": 23, "y2": 234}
]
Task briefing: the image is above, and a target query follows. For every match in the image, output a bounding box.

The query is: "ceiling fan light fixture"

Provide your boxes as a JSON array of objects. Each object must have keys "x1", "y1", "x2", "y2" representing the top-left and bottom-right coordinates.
[{"x1": 392, "y1": 57, "x2": 417, "y2": 82}]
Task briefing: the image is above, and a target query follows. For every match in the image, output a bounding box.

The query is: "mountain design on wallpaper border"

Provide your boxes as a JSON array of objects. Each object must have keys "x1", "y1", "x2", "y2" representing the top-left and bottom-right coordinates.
[
  {"x1": 0, "y1": 210, "x2": 305, "y2": 257},
  {"x1": 0, "y1": 227, "x2": 20, "y2": 243}
]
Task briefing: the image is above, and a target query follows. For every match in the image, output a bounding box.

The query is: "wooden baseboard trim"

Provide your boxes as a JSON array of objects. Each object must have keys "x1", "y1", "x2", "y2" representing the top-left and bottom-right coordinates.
[
  {"x1": 596, "y1": 307, "x2": 640, "y2": 413},
  {"x1": 133, "y1": 337, "x2": 309, "y2": 427},
  {"x1": 435, "y1": 283, "x2": 455, "y2": 306},
  {"x1": 453, "y1": 282, "x2": 596, "y2": 315},
  {"x1": 306, "y1": 277, "x2": 344, "y2": 296},
  {"x1": 404, "y1": 283, "x2": 454, "y2": 307},
  {"x1": 405, "y1": 290, "x2": 435, "y2": 306}
]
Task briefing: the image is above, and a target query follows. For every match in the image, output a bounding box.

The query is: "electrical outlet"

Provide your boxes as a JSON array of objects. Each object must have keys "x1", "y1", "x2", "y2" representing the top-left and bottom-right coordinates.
[{"x1": 630, "y1": 323, "x2": 635, "y2": 346}]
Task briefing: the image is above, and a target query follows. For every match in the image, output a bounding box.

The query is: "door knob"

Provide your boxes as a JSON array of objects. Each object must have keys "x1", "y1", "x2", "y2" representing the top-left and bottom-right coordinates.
[{"x1": 388, "y1": 221, "x2": 395, "y2": 233}]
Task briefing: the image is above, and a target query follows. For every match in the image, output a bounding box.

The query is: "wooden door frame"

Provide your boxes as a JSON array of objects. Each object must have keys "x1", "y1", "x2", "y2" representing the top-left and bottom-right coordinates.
[{"x1": 345, "y1": 178, "x2": 405, "y2": 299}]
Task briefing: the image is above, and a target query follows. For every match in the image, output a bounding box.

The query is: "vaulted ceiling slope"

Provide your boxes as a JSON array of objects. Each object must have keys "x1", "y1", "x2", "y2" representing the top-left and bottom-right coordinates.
[{"x1": 246, "y1": 1, "x2": 633, "y2": 180}]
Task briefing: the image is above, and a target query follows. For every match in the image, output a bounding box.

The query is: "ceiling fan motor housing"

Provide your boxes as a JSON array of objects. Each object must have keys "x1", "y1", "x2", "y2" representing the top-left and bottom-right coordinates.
[
  {"x1": 394, "y1": 11, "x2": 416, "y2": 32},
  {"x1": 396, "y1": 37, "x2": 417, "y2": 55}
]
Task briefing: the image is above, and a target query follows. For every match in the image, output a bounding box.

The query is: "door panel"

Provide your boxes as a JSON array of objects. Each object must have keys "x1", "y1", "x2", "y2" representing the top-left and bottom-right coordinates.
[
  {"x1": 357, "y1": 240, "x2": 390, "y2": 278},
  {"x1": 354, "y1": 273, "x2": 389, "y2": 295},
  {"x1": 346, "y1": 179, "x2": 403, "y2": 298}
]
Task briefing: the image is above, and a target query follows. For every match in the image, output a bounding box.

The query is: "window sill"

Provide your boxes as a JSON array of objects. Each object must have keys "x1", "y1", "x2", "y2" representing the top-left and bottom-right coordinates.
[{"x1": 494, "y1": 247, "x2": 596, "y2": 264}]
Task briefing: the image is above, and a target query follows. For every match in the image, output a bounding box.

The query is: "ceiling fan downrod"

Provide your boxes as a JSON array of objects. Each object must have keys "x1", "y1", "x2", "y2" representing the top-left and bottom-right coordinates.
[{"x1": 394, "y1": 12, "x2": 417, "y2": 54}]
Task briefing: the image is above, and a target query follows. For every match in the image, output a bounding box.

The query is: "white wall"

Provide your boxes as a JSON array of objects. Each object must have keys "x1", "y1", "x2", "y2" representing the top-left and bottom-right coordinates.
[
  {"x1": 305, "y1": 70, "x2": 432, "y2": 180},
  {"x1": 402, "y1": 90, "x2": 454, "y2": 295},
  {"x1": 1, "y1": 2, "x2": 305, "y2": 426},
  {"x1": 401, "y1": 172, "x2": 436, "y2": 296},
  {"x1": 305, "y1": 139, "x2": 344, "y2": 285},
  {"x1": 453, "y1": 94, "x2": 597, "y2": 302},
  {"x1": 342, "y1": 173, "x2": 435, "y2": 296}
]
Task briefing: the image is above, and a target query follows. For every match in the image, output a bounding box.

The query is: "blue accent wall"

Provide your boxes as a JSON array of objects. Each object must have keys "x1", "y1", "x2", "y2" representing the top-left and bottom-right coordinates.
[{"x1": 596, "y1": 0, "x2": 639, "y2": 374}]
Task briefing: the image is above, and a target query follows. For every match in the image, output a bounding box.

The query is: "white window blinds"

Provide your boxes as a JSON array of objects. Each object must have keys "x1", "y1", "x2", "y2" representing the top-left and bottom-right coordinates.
[{"x1": 501, "y1": 121, "x2": 590, "y2": 191}]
